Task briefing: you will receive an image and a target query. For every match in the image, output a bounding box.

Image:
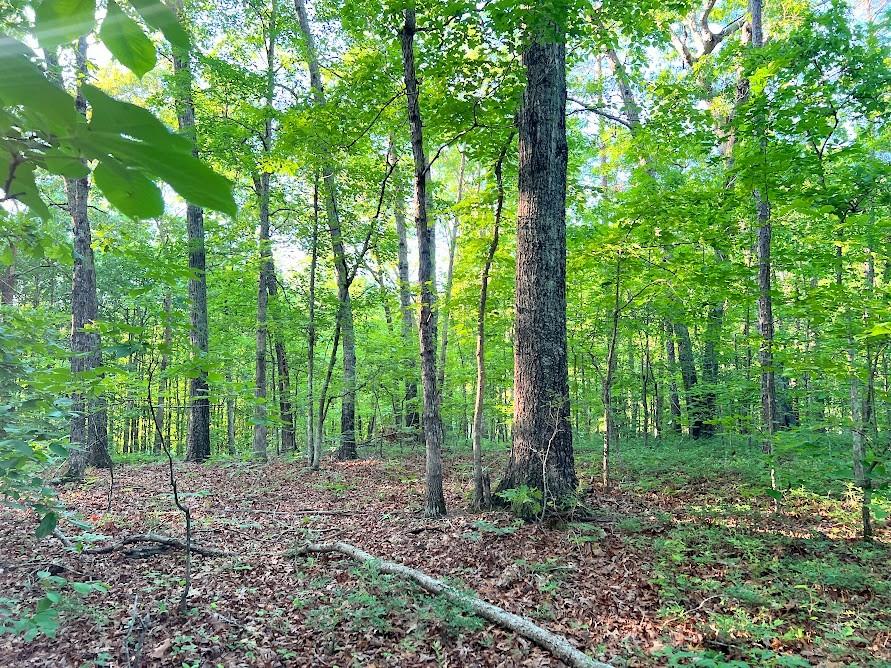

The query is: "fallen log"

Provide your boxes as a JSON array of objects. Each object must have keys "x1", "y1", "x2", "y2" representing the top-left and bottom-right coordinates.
[
  {"x1": 298, "y1": 541, "x2": 613, "y2": 668},
  {"x1": 55, "y1": 530, "x2": 232, "y2": 558}
]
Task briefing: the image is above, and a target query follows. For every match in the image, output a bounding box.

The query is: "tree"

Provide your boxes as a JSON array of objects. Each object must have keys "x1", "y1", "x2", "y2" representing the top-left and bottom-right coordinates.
[
  {"x1": 497, "y1": 9, "x2": 577, "y2": 509},
  {"x1": 400, "y1": 4, "x2": 446, "y2": 518},
  {"x1": 173, "y1": 0, "x2": 212, "y2": 463}
]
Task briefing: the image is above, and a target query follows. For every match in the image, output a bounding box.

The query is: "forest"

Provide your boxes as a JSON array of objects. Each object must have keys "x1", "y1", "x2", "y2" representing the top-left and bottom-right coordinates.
[{"x1": 1, "y1": 0, "x2": 890, "y2": 665}]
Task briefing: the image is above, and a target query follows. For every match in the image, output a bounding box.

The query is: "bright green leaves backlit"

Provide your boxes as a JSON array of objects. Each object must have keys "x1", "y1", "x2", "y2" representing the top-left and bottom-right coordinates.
[
  {"x1": 127, "y1": 0, "x2": 191, "y2": 51},
  {"x1": 99, "y1": 0, "x2": 157, "y2": 77},
  {"x1": 0, "y1": 9, "x2": 235, "y2": 221},
  {"x1": 34, "y1": 0, "x2": 190, "y2": 74},
  {"x1": 34, "y1": 0, "x2": 96, "y2": 50}
]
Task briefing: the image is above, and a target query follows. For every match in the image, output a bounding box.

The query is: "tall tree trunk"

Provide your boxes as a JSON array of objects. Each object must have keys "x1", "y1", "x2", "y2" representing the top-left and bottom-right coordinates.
[
  {"x1": 664, "y1": 319, "x2": 682, "y2": 433},
  {"x1": 497, "y1": 15, "x2": 577, "y2": 509},
  {"x1": 253, "y1": 172, "x2": 272, "y2": 462},
  {"x1": 389, "y1": 140, "x2": 421, "y2": 438},
  {"x1": 154, "y1": 290, "x2": 172, "y2": 454},
  {"x1": 173, "y1": 1, "x2": 211, "y2": 463},
  {"x1": 471, "y1": 139, "x2": 511, "y2": 511},
  {"x1": 602, "y1": 261, "x2": 621, "y2": 487},
  {"x1": 401, "y1": 6, "x2": 446, "y2": 518},
  {"x1": 294, "y1": 0, "x2": 357, "y2": 461},
  {"x1": 701, "y1": 293, "x2": 725, "y2": 438},
  {"x1": 1, "y1": 246, "x2": 14, "y2": 305},
  {"x1": 307, "y1": 175, "x2": 320, "y2": 467},
  {"x1": 269, "y1": 282, "x2": 295, "y2": 453},
  {"x1": 226, "y1": 371, "x2": 236, "y2": 454},
  {"x1": 64, "y1": 37, "x2": 110, "y2": 479},
  {"x1": 437, "y1": 152, "x2": 466, "y2": 408},
  {"x1": 748, "y1": 0, "x2": 777, "y2": 493},
  {"x1": 674, "y1": 322, "x2": 704, "y2": 438}
]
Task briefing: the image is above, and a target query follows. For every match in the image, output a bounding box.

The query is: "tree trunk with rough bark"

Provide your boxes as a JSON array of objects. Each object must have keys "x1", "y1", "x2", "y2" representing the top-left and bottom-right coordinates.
[
  {"x1": 65, "y1": 37, "x2": 110, "y2": 480},
  {"x1": 253, "y1": 172, "x2": 272, "y2": 462},
  {"x1": 173, "y1": 1, "x2": 211, "y2": 463},
  {"x1": 307, "y1": 175, "x2": 320, "y2": 467},
  {"x1": 497, "y1": 17, "x2": 577, "y2": 509},
  {"x1": 401, "y1": 7, "x2": 446, "y2": 518}
]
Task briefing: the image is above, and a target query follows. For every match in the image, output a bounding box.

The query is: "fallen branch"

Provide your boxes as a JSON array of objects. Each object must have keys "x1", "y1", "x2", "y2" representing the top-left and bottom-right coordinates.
[
  {"x1": 55, "y1": 529, "x2": 231, "y2": 557},
  {"x1": 298, "y1": 541, "x2": 612, "y2": 668}
]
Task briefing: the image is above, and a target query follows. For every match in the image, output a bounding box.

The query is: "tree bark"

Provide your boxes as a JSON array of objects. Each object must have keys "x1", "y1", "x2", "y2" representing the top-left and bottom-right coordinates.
[
  {"x1": 173, "y1": 1, "x2": 211, "y2": 463},
  {"x1": 294, "y1": 0, "x2": 357, "y2": 461},
  {"x1": 307, "y1": 175, "x2": 320, "y2": 467},
  {"x1": 471, "y1": 139, "x2": 511, "y2": 511},
  {"x1": 401, "y1": 7, "x2": 446, "y2": 518},
  {"x1": 252, "y1": 172, "x2": 272, "y2": 462},
  {"x1": 390, "y1": 140, "x2": 421, "y2": 438},
  {"x1": 664, "y1": 319, "x2": 682, "y2": 433},
  {"x1": 154, "y1": 290, "x2": 172, "y2": 454},
  {"x1": 65, "y1": 37, "x2": 110, "y2": 480},
  {"x1": 497, "y1": 17, "x2": 577, "y2": 508},
  {"x1": 0, "y1": 246, "x2": 14, "y2": 305},
  {"x1": 674, "y1": 322, "x2": 705, "y2": 438}
]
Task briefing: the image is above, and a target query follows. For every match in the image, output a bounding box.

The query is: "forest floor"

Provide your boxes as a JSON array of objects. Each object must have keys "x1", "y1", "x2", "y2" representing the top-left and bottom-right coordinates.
[{"x1": 1, "y1": 439, "x2": 889, "y2": 667}]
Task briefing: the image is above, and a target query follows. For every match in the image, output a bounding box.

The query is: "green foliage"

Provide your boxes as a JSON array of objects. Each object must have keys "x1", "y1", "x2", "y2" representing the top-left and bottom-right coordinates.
[{"x1": 497, "y1": 484, "x2": 543, "y2": 518}]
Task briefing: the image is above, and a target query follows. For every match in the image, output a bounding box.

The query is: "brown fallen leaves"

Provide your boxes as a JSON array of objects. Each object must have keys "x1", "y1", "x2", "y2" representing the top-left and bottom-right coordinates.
[{"x1": 0, "y1": 454, "x2": 887, "y2": 667}]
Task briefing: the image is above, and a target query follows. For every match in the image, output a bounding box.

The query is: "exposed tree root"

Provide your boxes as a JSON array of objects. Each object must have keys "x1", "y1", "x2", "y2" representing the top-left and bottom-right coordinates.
[{"x1": 298, "y1": 541, "x2": 613, "y2": 668}]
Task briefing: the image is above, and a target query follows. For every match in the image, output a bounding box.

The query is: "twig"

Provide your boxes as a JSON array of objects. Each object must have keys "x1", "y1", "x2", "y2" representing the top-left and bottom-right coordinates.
[{"x1": 147, "y1": 364, "x2": 192, "y2": 614}]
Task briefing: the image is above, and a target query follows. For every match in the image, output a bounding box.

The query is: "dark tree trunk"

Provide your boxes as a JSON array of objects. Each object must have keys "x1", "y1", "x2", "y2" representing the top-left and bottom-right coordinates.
[
  {"x1": 497, "y1": 19, "x2": 577, "y2": 509},
  {"x1": 1, "y1": 246, "x2": 14, "y2": 305},
  {"x1": 253, "y1": 172, "x2": 272, "y2": 462},
  {"x1": 401, "y1": 7, "x2": 446, "y2": 518},
  {"x1": 154, "y1": 291, "x2": 172, "y2": 454},
  {"x1": 675, "y1": 322, "x2": 705, "y2": 438},
  {"x1": 65, "y1": 37, "x2": 110, "y2": 479},
  {"x1": 701, "y1": 292, "x2": 725, "y2": 438},
  {"x1": 173, "y1": 2, "x2": 211, "y2": 462},
  {"x1": 307, "y1": 175, "x2": 320, "y2": 467}
]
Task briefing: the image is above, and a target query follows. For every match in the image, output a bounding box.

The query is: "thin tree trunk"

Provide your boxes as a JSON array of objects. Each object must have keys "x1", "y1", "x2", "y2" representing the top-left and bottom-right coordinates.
[
  {"x1": 390, "y1": 139, "x2": 421, "y2": 438},
  {"x1": 401, "y1": 6, "x2": 446, "y2": 518},
  {"x1": 664, "y1": 319, "x2": 682, "y2": 433},
  {"x1": 154, "y1": 291, "x2": 172, "y2": 454},
  {"x1": 497, "y1": 14, "x2": 577, "y2": 510},
  {"x1": 226, "y1": 371, "x2": 236, "y2": 454},
  {"x1": 675, "y1": 322, "x2": 704, "y2": 438},
  {"x1": 253, "y1": 173, "x2": 272, "y2": 463},
  {"x1": 0, "y1": 245, "x2": 14, "y2": 305},
  {"x1": 472, "y1": 138, "x2": 511, "y2": 511},
  {"x1": 307, "y1": 175, "x2": 319, "y2": 466},
  {"x1": 294, "y1": 0, "x2": 357, "y2": 461},
  {"x1": 437, "y1": 152, "x2": 466, "y2": 407}
]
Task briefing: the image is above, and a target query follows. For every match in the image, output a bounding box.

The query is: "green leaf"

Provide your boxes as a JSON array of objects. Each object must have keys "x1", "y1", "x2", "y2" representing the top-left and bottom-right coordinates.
[
  {"x1": 41, "y1": 148, "x2": 89, "y2": 179},
  {"x1": 94, "y1": 159, "x2": 163, "y2": 219},
  {"x1": 35, "y1": 511, "x2": 58, "y2": 539},
  {"x1": 111, "y1": 140, "x2": 237, "y2": 216},
  {"x1": 127, "y1": 0, "x2": 190, "y2": 50},
  {"x1": 99, "y1": 0, "x2": 157, "y2": 77},
  {"x1": 82, "y1": 84, "x2": 190, "y2": 152},
  {"x1": 34, "y1": 0, "x2": 96, "y2": 50},
  {"x1": 5, "y1": 160, "x2": 50, "y2": 220},
  {"x1": 765, "y1": 489, "x2": 783, "y2": 501},
  {"x1": 0, "y1": 37, "x2": 81, "y2": 130}
]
